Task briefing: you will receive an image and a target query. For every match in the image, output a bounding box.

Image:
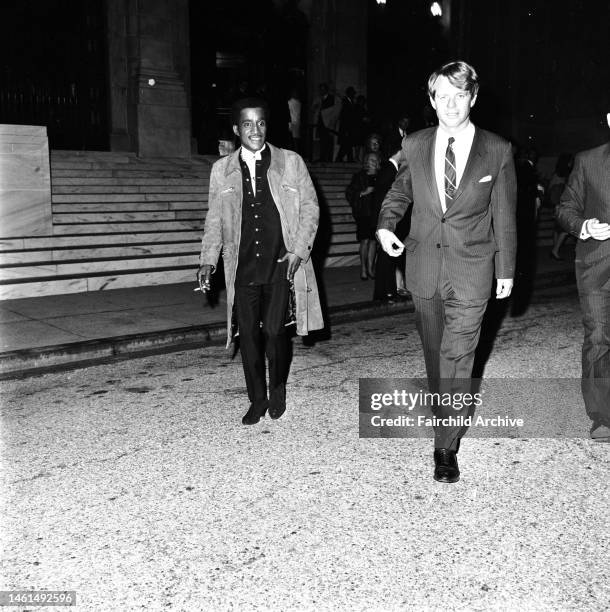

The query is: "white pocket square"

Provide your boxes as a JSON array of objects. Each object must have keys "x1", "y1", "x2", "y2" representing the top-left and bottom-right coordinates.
[{"x1": 479, "y1": 175, "x2": 492, "y2": 183}]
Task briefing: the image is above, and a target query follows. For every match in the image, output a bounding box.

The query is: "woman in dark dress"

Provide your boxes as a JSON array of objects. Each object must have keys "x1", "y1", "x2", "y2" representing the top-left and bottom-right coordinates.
[
  {"x1": 373, "y1": 117, "x2": 412, "y2": 301},
  {"x1": 345, "y1": 152, "x2": 381, "y2": 279}
]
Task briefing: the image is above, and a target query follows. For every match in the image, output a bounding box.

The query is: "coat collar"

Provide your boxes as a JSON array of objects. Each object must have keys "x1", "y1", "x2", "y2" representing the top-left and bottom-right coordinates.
[
  {"x1": 224, "y1": 142, "x2": 285, "y2": 177},
  {"x1": 420, "y1": 128, "x2": 438, "y2": 209}
]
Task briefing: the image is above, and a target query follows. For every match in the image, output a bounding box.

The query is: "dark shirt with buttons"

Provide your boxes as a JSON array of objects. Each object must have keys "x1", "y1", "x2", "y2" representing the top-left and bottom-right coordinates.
[{"x1": 236, "y1": 146, "x2": 287, "y2": 286}]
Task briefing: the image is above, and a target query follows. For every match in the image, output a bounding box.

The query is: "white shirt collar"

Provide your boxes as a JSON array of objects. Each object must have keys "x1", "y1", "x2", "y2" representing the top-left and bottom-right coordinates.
[
  {"x1": 240, "y1": 144, "x2": 266, "y2": 162},
  {"x1": 436, "y1": 121, "x2": 475, "y2": 144}
]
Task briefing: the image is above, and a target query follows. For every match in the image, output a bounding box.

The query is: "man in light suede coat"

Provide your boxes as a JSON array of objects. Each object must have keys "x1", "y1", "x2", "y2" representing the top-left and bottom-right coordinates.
[{"x1": 198, "y1": 98, "x2": 323, "y2": 425}]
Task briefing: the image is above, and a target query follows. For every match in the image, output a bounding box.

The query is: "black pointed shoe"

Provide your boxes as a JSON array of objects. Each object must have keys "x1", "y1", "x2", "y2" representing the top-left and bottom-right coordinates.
[
  {"x1": 268, "y1": 384, "x2": 286, "y2": 420},
  {"x1": 242, "y1": 399, "x2": 268, "y2": 425},
  {"x1": 433, "y1": 448, "x2": 460, "y2": 483}
]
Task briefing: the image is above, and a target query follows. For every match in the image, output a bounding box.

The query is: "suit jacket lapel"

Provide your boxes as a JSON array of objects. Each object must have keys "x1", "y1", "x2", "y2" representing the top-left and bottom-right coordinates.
[
  {"x1": 451, "y1": 127, "x2": 486, "y2": 205},
  {"x1": 420, "y1": 129, "x2": 442, "y2": 213}
]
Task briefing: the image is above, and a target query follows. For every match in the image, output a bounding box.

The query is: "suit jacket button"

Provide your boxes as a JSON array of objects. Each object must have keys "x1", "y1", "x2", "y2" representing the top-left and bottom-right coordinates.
[
  {"x1": 441, "y1": 218, "x2": 446, "y2": 223},
  {"x1": 436, "y1": 243, "x2": 441, "y2": 248}
]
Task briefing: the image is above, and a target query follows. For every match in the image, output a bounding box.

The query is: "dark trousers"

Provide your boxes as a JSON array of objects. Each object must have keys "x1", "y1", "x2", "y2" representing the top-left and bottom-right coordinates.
[
  {"x1": 234, "y1": 282, "x2": 290, "y2": 402},
  {"x1": 411, "y1": 265, "x2": 488, "y2": 450},
  {"x1": 374, "y1": 250, "x2": 398, "y2": 299},
  {"x1": 335, "y1": 140, "x2": 354, "y2": 163},
  {"x1": 578, "y1": 289, "x2": 610, "y2": 427}
]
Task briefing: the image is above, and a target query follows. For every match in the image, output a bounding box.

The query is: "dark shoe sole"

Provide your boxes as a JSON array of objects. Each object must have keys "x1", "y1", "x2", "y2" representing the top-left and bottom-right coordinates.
[
  {"x1": 434, "y1": 472, "x2": 460, "y2": 483},
  {"x1": 242, "y1": 412, "x2": 264, "y2": 425}
]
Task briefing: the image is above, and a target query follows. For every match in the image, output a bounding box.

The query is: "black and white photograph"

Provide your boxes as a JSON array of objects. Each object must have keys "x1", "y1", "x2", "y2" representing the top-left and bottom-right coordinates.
[{"x1": 1, "y1": 1, "x2": 608, "y2": 610}]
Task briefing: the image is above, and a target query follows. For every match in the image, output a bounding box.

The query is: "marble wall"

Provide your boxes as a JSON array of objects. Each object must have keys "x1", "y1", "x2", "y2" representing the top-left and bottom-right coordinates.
[{"x1": 0, "y1": 125, "x2": 52, "y2": 237}]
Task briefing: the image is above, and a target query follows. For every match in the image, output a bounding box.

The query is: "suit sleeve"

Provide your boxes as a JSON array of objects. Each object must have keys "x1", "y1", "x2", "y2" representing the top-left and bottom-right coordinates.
[
  {"x1": 377, "y1": 143, "x2": 413, "y2": 233},
  {"x1": 492, "y1": 142, "x2": 518, "y2": 279},
  {"x1": 292, "y1": 154, "x2": 319, "y2": 263},
  {"x1": 199, "y1": 163, "x2": 223, "y2": 269},
  {"x1": 556, "y1": 154, "x2": 587, "y2": 238}
]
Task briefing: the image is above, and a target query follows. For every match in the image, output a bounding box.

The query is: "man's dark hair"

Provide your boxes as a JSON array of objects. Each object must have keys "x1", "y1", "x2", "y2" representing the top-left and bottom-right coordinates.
[{"x1": 231, "y1": 97, "x2": 269, "y2": 126}]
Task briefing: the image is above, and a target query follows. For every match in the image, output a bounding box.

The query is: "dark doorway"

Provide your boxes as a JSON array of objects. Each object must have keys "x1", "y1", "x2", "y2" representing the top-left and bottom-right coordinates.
[{"x1": 189, "y1": 0, "x2": 308, "y2": 154}]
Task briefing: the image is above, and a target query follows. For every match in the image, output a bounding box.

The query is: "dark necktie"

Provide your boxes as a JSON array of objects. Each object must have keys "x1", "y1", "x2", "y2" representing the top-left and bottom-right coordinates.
[{"x1": 444, "y1": 136, "x2": 456, "y2": 209}]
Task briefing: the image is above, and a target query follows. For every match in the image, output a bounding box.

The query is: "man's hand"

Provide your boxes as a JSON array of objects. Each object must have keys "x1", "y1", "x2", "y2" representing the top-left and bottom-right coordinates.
[
  {"x1": 584, "y1": 218, "x2": 610, "y2": 241},
  {"x1": 197, "y1": 264, "x2": 213, "y2": 291},
  {"x1": 360, "y1": 186, "x2": 374, "y2": 197},
  {"x1": 496, "y1": 278, "x2": 513, "y2": 299},
  {"x1": 278, "y1": 252, "x2": 302, "y2": 282},
  {"x1": 376, "y1": 229, "x2": 405, "y2": 257}
]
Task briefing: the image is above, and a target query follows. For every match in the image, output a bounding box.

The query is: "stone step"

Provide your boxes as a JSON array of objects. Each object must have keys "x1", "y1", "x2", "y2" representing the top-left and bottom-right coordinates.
[
  {"x1": 0, "y1": 268, "x2": 196, "y2": 300},
  {"x1": 50, "y1": 159, "x2": 212, "y2": 172},
  {"x1": 52, "y1": 212, "x2": 204, "y2": 224},
  {"x1": 52, "y1": 221, "x2": 204, "y2": 234},
  {"x1": 324, "y1": 253, "x2": 360, "y2": 268},
  {"x1": 0, "y1": 231, "x2": 202, "y2": 251},
  {"x1": 51, "y1": 177, "x2": 210, "y2": 186},
  {"x1": 51, "y1": 201, "x2": 211, "y2": 212},
  {"x1": 0, "y1": 242, "x2": 201, "y2": 264},
  {"x1": 0, "y1": 254, "x2": 199, "y2": 281},
  {"x1": 52, "y1": 184, "x2": 209, "y2": 194},
  {"x1": 50, "y1": 169, "x2": 115, "y2": 178},
  {"x1": 52, "y1": 193, "x2": 207, "y2": 203},
  {"x1": 52, "y1": 202, "x2": 172, "y2": 213},
  {"x1": 50, "y1": 150, "x2": 134, "y2": 162}
]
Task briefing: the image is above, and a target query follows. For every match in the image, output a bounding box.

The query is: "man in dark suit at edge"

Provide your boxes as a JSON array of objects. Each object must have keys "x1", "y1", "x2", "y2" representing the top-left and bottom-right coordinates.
[
  {"x1": 376, "y1": 61, "x2": 517, "y2": 483},
  {"x1": 556, "y1": 112, "x2": 610, "y2": 442}
]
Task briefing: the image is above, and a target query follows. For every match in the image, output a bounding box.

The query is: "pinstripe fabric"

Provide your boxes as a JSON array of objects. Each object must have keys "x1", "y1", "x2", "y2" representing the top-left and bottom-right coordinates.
[
  {"x1": 377, "y1": 126, "x2": 518, "y2": 448},
  {"x1": 378, "y1": 126, "x2": 518, "y2": 301},
  {"x1": 556, "y1": 142, "x2": 610, "y2": 425},
  {"x1": 556, "y1": 143, "x2": 610, "y2": 293}
]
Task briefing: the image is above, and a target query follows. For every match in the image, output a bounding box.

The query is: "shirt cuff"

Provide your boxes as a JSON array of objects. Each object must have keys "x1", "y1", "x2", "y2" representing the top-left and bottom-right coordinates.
[{"x1": 580, "y1": 220, "x2": 591, "y2": 240}]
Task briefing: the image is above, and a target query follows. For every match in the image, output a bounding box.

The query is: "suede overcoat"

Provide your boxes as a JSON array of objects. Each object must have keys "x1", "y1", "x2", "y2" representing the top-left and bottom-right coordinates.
[{"x1": 199, "y1": 144, "x2": 324, "y2": 347}]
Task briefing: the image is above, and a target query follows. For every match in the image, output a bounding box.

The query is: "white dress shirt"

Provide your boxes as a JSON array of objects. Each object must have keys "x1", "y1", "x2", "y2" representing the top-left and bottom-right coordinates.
[
  {"x1": 240, "y1": 144, "x2": 267, "y2": 182},
  {"x1": 434, "y1": 122, "x2": 475, "y2": 212}
]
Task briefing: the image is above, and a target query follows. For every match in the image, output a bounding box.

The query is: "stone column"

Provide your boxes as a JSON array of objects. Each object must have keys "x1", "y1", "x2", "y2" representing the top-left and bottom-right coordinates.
[{"x1": 106, "y1": 0, "x2": 191, "y2": 157}]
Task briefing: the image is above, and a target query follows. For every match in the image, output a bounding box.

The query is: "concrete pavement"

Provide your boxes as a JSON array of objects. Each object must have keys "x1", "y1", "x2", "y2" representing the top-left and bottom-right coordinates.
[{"x1": 1, "y1": 290, "x2": 608, "y2": 611}]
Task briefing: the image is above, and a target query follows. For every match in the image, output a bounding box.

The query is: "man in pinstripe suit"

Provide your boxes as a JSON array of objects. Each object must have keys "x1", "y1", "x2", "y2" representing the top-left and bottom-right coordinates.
[
  {"x1": 556, "y1": 113, "x2": 610, "y2": 442},
  {"x1": 377, "y1": 61, "x2": 517, "y2": 483}
]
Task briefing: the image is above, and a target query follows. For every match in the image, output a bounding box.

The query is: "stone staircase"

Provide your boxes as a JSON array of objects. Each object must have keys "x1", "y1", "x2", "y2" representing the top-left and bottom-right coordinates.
[
  {"x1": 0, "y1": 150, "x2": 558, "y2": 300},
  {"x1": 0, "y1": 151, "x2": 360, "y2": 299}
]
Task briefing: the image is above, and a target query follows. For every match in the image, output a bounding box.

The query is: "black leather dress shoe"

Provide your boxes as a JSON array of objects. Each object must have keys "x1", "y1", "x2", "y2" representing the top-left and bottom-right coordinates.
[
  {"x1": 433, "y1": 449, "x2": 460, "y2": 483},
  {"x1": 242, "y1": 399, "x2": 268, "y2": 425},
  {"x1": 268, "y1": 384, "x2": 286, "y2": 420}
]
